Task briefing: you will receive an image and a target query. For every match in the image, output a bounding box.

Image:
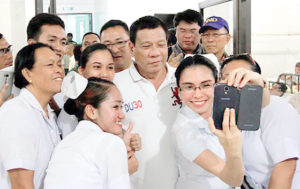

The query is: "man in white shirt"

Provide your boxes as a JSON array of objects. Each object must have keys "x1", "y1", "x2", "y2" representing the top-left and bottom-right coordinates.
[
  {"x1": 114, "y1": 16, "x2": 181, "y2": 189},
  {"x1": 0, "y1": 33, "x2": 13, "y2": 107}
]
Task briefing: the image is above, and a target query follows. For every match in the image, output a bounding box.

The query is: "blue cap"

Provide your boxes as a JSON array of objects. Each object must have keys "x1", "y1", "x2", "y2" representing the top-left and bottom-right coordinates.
[{"x1": 199, "y1": 16, "x2": 229, "y2": 33}]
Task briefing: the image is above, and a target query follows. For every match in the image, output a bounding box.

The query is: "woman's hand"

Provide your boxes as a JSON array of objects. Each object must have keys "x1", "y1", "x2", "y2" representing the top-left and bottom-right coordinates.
[
  {"x1": 208, "y1": 108, "x2": 242, "y2": 157},
  {"x1": 123, "y1": 122, "x2": 142, "y2": 152}
]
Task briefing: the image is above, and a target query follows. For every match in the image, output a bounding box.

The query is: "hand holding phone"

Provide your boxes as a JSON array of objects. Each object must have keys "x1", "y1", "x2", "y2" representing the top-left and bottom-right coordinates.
[
  {"x1": 213, "y1": 84, "x2": 262, "y2": 131},
  {"x1": 0, "y1": 71, "x2": 13, "y2": 103}
]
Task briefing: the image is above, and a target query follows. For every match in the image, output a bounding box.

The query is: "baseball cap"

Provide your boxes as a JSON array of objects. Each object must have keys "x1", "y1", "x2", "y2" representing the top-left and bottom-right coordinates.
[{"x1": 199, "y1": 16, "x2": 229, "y2": 33}]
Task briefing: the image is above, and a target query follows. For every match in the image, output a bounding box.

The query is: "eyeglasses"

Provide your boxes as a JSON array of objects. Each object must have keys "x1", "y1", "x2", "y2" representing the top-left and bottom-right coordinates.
[
  {"x1": 180, "y1": 82, "x2": 215, "y2": 93},
  {"x1": 104, "y1": 40, "x2": 129, "y2": 49},
  {"x1": 0, "y1": 45, "x2": 12, "y2": 56},
  {"x1": 201, "y1": 33, "x2": 228, "y2": 39}
]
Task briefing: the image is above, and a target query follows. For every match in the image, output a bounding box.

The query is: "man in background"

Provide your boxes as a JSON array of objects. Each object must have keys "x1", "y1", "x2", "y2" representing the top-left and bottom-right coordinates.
[
  {"x1": 168, "y1": 9, "x2": 204, "y2": 67},
  {"x1": 100, "y1": 20, "x2": 133, "y2": 72},
  {"x1": 200, "y1": 16, "x2": 231, "y2": 63}
]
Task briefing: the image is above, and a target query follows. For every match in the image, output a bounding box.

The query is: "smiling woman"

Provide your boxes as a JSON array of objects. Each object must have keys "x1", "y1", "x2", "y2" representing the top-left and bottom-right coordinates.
[
  {"x1": 0, "y1": 43, "x2": 63, "y2": 189},
  {"x1": 44, "y1": 77, "x2": 130, "y2": 189}
]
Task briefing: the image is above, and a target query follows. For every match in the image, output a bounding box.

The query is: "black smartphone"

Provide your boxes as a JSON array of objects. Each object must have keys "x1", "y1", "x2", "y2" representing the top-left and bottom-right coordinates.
[
  {"x1": 213, "y1": 84, "x2": 240, "y2": 130},
  {"x1": 238, "y1": 85, "x2": 263, "y2": 131}
]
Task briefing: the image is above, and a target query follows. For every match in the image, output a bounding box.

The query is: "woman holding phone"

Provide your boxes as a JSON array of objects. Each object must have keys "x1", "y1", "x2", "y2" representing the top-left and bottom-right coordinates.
[
  {"x1": 44, "y1": 76, "x2": 131, "y2": 189},
  {"x1": 172, "y1": 54, "x2": 269, "y2": 188}
]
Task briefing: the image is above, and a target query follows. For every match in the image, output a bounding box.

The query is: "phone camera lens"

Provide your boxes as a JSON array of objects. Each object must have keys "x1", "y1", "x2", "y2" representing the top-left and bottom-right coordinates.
[{"x1": 224, "y1": 86, "x2": 229, "y2": 92}]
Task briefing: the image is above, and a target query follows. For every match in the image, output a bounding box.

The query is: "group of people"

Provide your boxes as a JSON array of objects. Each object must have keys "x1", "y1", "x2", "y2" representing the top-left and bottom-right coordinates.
[{"x1": 0, "y1": 8, "x2": 300, "y2": 189}]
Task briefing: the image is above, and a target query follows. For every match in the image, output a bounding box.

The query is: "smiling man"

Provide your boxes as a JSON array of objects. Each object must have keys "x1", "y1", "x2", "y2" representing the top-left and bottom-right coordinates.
[{"x1": 26, "y1": 13, "x2": 67, "y2": 114}]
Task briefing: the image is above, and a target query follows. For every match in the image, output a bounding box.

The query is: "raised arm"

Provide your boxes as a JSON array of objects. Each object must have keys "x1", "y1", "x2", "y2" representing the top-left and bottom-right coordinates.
[{"x1": 194, "y1": 108, "x2": 244, "y2": 187}]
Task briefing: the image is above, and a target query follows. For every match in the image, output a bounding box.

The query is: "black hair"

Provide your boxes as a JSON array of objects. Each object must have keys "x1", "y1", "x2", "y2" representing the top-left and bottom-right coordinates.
[
  {"x1": 0, "y1": 33, "x2": 2, "y2": 39},
  {"x1": 27, "y1": 13, "x2": 65, "y2": 40},
  {"x1": 220, "y1": 54, "x2": 262, "y2": 74},
  {"x1": 64, "y1": 77, "x2": 115, "y2": 121},
  {"x1": 67, "y1": 33, "x2": 73, "y2": 37},
  {"x1": 74, "y1": 44, "x2": 82, "y2": 62},
  {"x1": 175, "y1": 55, "x2": 218, "y2": 87},
  {"x1": 173, "y1": 9, "x2": 203, "y2": 27},
  {"x1": 14, "y1": 43, "x2": 52, "y2": 88},
  {"x1": 296, "y1": 62, "x2": 300, "y2": 68},
  {"x1": 275, "y1": 82, "x2": 288, "y2": 93},
  {"x1": 100, "y1": 20, "x2": 129, "y2": 36},
  {"x1": 82, "y1": 32, "x2": 100, "y2": 42},
  {"x1": 79, "y1": 43, "x2": 112, "y2": 68},
  {"x1": 130, "y1": 16, "x2": 167, "y2": 44}
]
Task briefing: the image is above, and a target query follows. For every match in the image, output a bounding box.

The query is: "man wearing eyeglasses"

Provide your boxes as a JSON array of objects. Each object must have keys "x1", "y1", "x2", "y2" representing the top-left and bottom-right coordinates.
[
  {"x1": 200, "y1": 16, "x2": 231, "y2": 63},
  {"x1": 168, "y1": 9, "x2": 205, "y2": 67},
  {"x1": 0, "y1": 33, "x2": 13, "y2": 70},
  {"x1": 0, "y1": 33, "x2": 13, "y2": 107},
  {"x1": 100, "y1": 20, "x2": 133, "y2": 73}
]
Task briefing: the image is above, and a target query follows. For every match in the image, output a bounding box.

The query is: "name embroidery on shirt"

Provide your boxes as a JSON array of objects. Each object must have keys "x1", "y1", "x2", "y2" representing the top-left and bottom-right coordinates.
[
  {"x1": 124, "y1": 100, "x2": 143, "y2": 112},
  {"x1": 171, "y1": 87, "x2": 182, "y2": 108}
]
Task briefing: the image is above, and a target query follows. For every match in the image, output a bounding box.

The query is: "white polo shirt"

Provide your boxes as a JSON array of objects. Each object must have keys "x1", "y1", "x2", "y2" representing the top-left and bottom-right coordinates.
[
  {"x1": 114, "y1": 63, "x2": 181, "y2": 189},
  {"x1": 0, "y1": 88, "x2": 60, "y2": 189},
  {"x1": 172, "y1": 105, "x2": 231, "y2": 189},
  {"x1": 242, "y1": 96, "x2": 300, "y2": 188},
  {"x1": 44, "y1": 120, "x2": 130, "y2": 189}
]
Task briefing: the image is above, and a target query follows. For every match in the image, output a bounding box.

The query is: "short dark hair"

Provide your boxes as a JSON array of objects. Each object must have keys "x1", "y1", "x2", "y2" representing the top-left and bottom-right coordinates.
[
  {"x1": 173, "y1": 9, "x2": 203, "y2": 27},
  {"x1": 130, "y1": 16, "x2": 167, "y2": 44},
  {"x1": 14, "y1": 43, "x2": 52, "y2": 88},
  {"x1": 79, "y1": 43, "x2": 112, "y2": 68},
  {"x1": 221, "y1": 54, "x2": 261, "y2": 74},
  {"x1": 67, "y1": 33, "x2": 73, "y2": 37},
  {"x1": 82, "y1": 32, "x2": 100, "y2": 42},
  {"x1": 27, "y1": 13, "x2": 65, "y2": 40},
  {"x1": 100, "y1": 20, "x2": 129, "y2": 37},
  {"x1": 296, "y1": 62, "x2": 300, "y2": 68},
  {"x1": 276, "y1": 82, "x2": 288, "y2": 93},
  {"x1": 0, "y1": 33, "x2": 3, "y2": 39},
  {"x1": 74, "y1": 44, "x2": 82, "y2": 62},
  {"x1": 175, "y1": 55, "x2": 218, "y2": 87},
  {"x1": 64, "y1": 77, "x2": 115, "y2": 121}
]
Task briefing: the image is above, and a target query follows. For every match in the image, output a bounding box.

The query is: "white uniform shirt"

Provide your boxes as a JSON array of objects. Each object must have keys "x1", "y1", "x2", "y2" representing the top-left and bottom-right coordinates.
[
  {"x1": 114, "y1": 63, "x2": 181, "y2": 189},
  {"x1": 44, "y1": 120, "x2": 130, "y2": 189},
  {"x1": 173, "y1": 105, "x2": 231, "y2": 189},
  {"x1": 0, "y1": 88, "x2": 60, "y2": 189},
  {"x1": 57, "y1": 108, "x2": 78, "y2": 138},
  {"x1": 289, "y1": 92, "x2": 300, "y2": 114},
  {"x1": 242, "y1": 96, "x2": 300, "y2": 188}
]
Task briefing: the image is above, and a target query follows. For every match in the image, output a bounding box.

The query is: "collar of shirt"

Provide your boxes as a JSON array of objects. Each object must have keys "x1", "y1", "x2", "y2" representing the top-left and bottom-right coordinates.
[
  {"x1": 19, "y1": 88, "x2": 54, "y2": 118},
  {"x1": 181, "y1": 105, "x2": 212, "y2": 134},
  {"x1": 129, "y1": 62, "x2": 176, "y2": 85},
  {"x1": 76, "y1": 120, "x2": 104, "y2": 133}
]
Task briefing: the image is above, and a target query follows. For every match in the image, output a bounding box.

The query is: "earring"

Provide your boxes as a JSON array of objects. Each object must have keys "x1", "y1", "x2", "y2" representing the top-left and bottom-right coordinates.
[{"x1": 29, "y1": 79, "x2": 32, "y2": 83}]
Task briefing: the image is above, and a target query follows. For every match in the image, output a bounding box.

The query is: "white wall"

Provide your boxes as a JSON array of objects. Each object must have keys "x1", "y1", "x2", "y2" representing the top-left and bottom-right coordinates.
[
  {"x1": 0, "y1": 0, "x2": 35, "y2": 59},
  {"x1": 1, "y1": 0, "x2": 300, "y2": 79}
]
